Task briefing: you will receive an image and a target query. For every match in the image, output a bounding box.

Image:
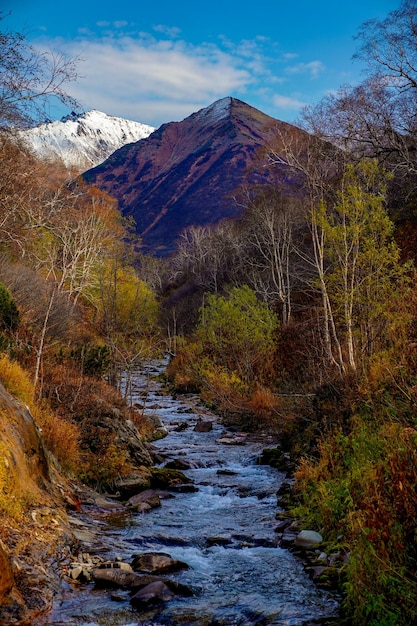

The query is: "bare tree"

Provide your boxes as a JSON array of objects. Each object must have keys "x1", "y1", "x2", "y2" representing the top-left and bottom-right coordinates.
[
  {"x1": 265, "y1": 124, "x2": 347, "y2": 371},
  {"x1": 354, "y1": 0, "x2": 417, "y2": 90},
  {"x1": 0, "y1": 14, "x2": 79, "y2": 128},
  {"x1": 299, "y1": 1, "x2": 417, "y2": 193},
  {"x1": 234, "y1": 185, "x2": 302, "y2": 325},
  {"x1": 172, "y1": 222, "x2": 237, "y2": 293}
]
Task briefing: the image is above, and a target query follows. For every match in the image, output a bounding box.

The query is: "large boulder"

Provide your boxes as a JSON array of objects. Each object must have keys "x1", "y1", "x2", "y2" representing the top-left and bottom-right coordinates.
[
  {"x1": 193, "y1": 420, "x2": 213, "y2": 432},
  {"x1": 131, "y1": 552, "x2": 189, "y2": 575},
  {"x1": 112, "y1": 469, "x2": 152, "y2": 500},
  {"x1": 150, "y1": 467, "x2": 193, "y2": 489},
  {"x1": 92, "y1": 568, "x2": 142, "y2": 589}
]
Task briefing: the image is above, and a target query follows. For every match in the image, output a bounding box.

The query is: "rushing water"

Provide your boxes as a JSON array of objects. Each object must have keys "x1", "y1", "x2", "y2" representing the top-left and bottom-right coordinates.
[{"x1": 45, "y1": 361, "x2": 339, "y2": 626}]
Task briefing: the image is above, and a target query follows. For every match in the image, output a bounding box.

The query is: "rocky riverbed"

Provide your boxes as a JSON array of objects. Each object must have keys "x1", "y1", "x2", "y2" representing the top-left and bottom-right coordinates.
[{"x1": 39, "y1": 362, "x2": 341, "y2": 625}]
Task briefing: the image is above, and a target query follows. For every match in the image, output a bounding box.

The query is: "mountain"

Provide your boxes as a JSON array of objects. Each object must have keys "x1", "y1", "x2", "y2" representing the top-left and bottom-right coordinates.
[
  {"x1": 20, "y1": 110, "x2": 155, "y2": 172},
  {"x1": 83, "y1": 97, "x2": 300, "y2": 256}
]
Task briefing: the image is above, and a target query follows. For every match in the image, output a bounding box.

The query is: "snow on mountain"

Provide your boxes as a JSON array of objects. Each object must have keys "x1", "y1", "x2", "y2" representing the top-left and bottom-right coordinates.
[
  {"x1": 192, "y1": 96, "x2": 232, "y2": 128},
  {"x1": 20, "y1": 110, "x2": 155, "y2": 172}
]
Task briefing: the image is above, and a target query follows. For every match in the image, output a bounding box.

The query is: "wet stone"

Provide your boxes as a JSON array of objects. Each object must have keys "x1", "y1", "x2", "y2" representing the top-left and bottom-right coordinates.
[
  {"x1": 193, "y1": 420, "x2": 213, "y2": 432},
  {"x1": 164, "y1": 457, "x2": 193, "y2": 470},
  {"x1": 92, "y1": 568, "x2": 142, "y2": 589},
  {"x1": 130, "y1": 580, "x2": 175, "y2": 607},
  {"x1": 127, "y1": 489, "x2": 161, "y2": 511},
  {"x1": 206, "y1": 536, "x2": 232, "y2": 547},
  {"x1": 131, "y1": 552, "x2": 189, "y2": 575}
]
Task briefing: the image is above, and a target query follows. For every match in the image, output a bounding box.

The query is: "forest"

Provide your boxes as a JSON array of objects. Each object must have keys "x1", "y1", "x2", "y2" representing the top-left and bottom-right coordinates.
[{"x1": 1, "y1": 2, "x2": 417, "y2": 624}]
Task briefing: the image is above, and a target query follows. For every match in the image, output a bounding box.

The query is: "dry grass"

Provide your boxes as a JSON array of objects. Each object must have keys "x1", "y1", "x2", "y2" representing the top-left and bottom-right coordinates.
[{"x1": 0, "y1": 353, "x2": 81, "y2": 473}]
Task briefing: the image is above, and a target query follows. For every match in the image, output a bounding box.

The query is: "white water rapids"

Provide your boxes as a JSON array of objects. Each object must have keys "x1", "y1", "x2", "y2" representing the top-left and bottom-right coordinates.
[{"x1": 45, "y1": 360, "x2": 340, "y2": 625}]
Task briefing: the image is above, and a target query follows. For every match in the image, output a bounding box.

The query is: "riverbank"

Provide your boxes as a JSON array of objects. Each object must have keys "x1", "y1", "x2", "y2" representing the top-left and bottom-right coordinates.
[{"x1": 38, "y1": 365, "x2": 340, "y2": 626}]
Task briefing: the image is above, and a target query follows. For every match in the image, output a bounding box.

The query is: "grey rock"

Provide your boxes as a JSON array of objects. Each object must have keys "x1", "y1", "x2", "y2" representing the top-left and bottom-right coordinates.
[
  {"x1": 92, "y1": 568, "x2": 143, "y2": 589},
  {"x1": 294, "y1": 530, "x2": 323, "y2": 549},
  {"x1": 130, "y1": 580, "x2": 175, "y2": 606},
  {"x1": 127, "y1": 489, "x2": 161, "y2": 510}
]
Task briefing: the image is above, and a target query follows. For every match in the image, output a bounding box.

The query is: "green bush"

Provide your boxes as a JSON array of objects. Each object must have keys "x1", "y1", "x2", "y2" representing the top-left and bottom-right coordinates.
[{"x1": 0, "y1": 281, "x2": 19, "y2": 332}]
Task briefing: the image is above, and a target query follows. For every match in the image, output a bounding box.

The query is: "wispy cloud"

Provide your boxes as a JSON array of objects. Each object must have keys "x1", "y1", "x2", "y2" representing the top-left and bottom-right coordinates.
[
  {"x1": 286, "y1": 60, "x2": 325, "y2": 79},
  {"x1": 55, "y1": 31, "x2": 261, "y2": 124},
  {"x1": 153, "y1": 24, "x2": 182, "y2": 38},
  {"x1": 273, "y1": 94, "x2": 306, "y2": 109},
  {"x1": 42, "y1": 24, "x2": 320, "y2": 126}
]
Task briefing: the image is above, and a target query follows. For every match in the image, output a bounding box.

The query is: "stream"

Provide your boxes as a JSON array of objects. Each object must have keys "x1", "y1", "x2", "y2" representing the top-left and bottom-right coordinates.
[{"x1": 44, "y1": 361, "x2": 340, "y2": 625}]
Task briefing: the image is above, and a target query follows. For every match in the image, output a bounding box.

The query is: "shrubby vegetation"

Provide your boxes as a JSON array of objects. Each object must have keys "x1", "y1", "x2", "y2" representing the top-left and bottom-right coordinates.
[
  {"x1": 164, "y1": 4, "x2": 417, "y2": 623},
  {"x1": 0, "y1": 15, "x2": 162, "y2": 489},
  {"x1": 2, "y1": 3, "x2": 417, "y2": 623}
]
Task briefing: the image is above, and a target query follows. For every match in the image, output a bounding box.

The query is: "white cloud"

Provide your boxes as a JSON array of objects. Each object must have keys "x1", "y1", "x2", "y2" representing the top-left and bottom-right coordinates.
[
  {"x1": 286, "y1": 60, "x2": 325, "y2": 79},
  {"x1": 58, "y1": 34, "x2": 256, "y2": 125},
  {"x1": 153, "y1": 24, "x2": 182, "y2": 38},
  {"x1": 273, "y1": 94, "x2": 305, "y2": 109},
  {"x1": 42, "y1": 27, "x2": 326, "y2": 127}
]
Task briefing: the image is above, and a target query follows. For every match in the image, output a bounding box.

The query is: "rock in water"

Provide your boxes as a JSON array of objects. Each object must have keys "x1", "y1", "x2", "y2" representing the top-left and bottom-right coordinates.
[
  {"x1": 130, "y1": 580, "x2": 175, "y2": 607},
  {"x1": 131, "y1": 552, "x2": 189, "y2": 574}
]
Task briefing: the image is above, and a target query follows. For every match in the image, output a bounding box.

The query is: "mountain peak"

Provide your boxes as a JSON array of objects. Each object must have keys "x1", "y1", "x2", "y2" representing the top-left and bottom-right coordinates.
[
  {"x1": 84, "y1": 97, "x2": 286, "y2": 256},
  {"x1": 193, "y1": 97, "x2": 233, "y2": 125},
  {"x1": 19, "y1": 110, "x2": 155, "y2": 172}
]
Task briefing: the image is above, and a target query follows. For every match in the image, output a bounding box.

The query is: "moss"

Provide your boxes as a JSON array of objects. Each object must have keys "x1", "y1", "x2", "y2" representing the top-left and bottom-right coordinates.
[{"x1": 149, "y1": 467, "x2": 192, "y2": 488}]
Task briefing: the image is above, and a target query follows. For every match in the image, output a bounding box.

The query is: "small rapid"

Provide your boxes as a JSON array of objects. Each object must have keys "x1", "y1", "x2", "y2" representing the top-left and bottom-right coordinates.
[{"x1": 45, "y1": 361, "x2": 339, "y2": 625}]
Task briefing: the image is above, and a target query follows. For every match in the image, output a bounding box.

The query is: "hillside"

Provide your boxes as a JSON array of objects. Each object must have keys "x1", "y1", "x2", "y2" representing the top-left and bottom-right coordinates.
[
  {"x1": 83, "y1": 97, "x2": 303, "y2": 256},
  {"x1": 0, "y1": 378, "x2": 71, "y2": 623}
]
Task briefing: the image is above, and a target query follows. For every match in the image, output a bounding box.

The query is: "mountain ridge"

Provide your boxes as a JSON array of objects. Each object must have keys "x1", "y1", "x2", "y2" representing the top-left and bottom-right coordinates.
[
  {"x1": 19, "y1": 109, "x2": 155, "y2": 172},
  {"x1": 84, "y1": 97, "x2": 299, "y2": 255}
]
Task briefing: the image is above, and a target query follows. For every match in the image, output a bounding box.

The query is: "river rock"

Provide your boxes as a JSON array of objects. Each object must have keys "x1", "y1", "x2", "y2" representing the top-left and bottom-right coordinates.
[
  {"x1": 169, "y1": 483, "x2": 199, "y2": 493},
  {"x1": 130, "y1": 580, "x2": 175, "y2": 607},
  {"x1": 206, "y1": 535, "x2": 232, "y2": 547},
  {"x1": 92, "y1": 568, "x2": 142, "y2": 588},
  {"x1": 131, "y1": 552, "x2": 189, "y2": 574},
  {"x1": 127, "y1": 489, "x2": 161, "y2": 511},
  {"x1": 193, "y1": 420, "x2": 213, "y2": 432},
  {"x1": 294, "y1": 530, "x2": 323, "y2": 549},
  {"x1": 128, "y1": 574, "x2": 194, "y2": 597},
  {"x1": 274, "y1": 518, "x2": 293, "y2": 533},
  {"x1": 259, "y1": 447, "x2": 292, "y2": 472},
  {"x1": 164, "y1": 457, "x2": 193, "y2": 470},
  {"x1": 216, "y1": 435, "x2": 247, "y2": 445},
  {"x1": 112, "y1": 470, "x2": 152, "y2": 499},
  {"x1": 141, "y1": 413, "x2": 168, "y2": 441},
  {"x1": 150, "y1": 467, "x2": 193, "y2": 489},
  {"x1": 173, "y1": 422, "x2": 189, "y2": 432}
]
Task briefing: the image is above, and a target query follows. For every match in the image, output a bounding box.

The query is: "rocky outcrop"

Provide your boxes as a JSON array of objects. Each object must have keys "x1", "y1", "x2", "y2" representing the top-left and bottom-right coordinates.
[
  {"x1": 0, "y1": 382, "x2": 74, "y2": 624},
  {"x1": 0, "y1": 545, "x2": 14, "y2": 601}
]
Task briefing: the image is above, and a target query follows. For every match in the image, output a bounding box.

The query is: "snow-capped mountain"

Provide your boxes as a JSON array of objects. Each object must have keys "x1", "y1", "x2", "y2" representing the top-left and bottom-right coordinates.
[{"x1": 20, "y1": 110, "x2": 155, "y2": 172}]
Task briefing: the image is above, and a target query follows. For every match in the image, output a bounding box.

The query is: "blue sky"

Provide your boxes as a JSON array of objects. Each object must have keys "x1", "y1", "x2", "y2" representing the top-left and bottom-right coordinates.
[{"x1": 5, "y1": 0, "x2": 400, "y2": 128}]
